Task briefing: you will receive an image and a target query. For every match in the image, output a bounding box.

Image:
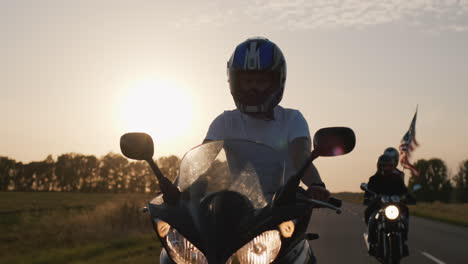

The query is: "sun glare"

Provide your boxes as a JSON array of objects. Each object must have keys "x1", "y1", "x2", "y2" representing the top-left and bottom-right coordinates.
[{"x1": 119, "y1": 79, "x2": 193, "y2": 143}]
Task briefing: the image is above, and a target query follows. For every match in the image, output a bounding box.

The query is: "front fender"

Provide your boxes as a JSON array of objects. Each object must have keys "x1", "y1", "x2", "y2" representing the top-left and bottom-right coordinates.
[{"x1": 274, "y1": 240, "x2": 316, "y2": 264}]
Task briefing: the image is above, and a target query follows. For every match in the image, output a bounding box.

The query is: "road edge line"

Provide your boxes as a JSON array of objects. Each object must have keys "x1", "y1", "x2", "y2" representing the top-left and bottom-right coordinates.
[
  {"x1": 421, "y1": 251, "x2": 446, "y2": 264},
  {"x1": 363, "y1": 233, "x2": 369, "y2": 250}
]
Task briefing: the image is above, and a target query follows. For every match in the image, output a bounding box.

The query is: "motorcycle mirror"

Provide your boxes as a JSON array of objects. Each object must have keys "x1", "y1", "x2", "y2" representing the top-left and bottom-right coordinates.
[
  {"x1": 120, "y1": 132, "x2": 154, "y2": 161},
  {"x1": 313, "y1": 127, "x2": 356, "y2": 157},
  {"x1": 360, "y1": 183, "x2": 368, "y2": 191},
  {"x1": 120, "y1": 132, "x2": 180, "y2": 205},
  {"x1": 412, "y1": 184, "x2": 422, "y2": 192}
]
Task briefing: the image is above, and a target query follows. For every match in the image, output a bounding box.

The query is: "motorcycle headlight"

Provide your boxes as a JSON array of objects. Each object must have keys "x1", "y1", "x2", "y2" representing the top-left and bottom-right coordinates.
[
  {"x1": 165, "y1": 226, "x2": 208, "y2": 264},
  {"x1": 156, "y1": 219, "x2": 281, "y2": 264},
  {"x1": 230, "y1": 230, "x2": 282, "y2": 264},
  {"x1": 384, "y1": 205, "x2": 400, "y2": 220}
]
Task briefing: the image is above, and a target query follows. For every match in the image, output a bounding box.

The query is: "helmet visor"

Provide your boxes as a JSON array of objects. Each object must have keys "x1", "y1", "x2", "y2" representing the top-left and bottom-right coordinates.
[{"x1": 229, "y1": 70, "x2": 280, "y2": 106}]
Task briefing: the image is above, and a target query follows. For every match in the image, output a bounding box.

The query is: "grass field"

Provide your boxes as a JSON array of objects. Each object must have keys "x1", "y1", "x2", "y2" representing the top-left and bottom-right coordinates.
[
  {"x1": 410, "y1": 202, "x2": 468, "y2": 228},
  {"x1": 0, "y1": 192, "x2": 161, "y2": 264},
  {"x1": 334, "y1": 192, "x2": 468, "y2": 228},
  {"x1": 2, "y1": 191, "x2": 467, "y2": 264}
]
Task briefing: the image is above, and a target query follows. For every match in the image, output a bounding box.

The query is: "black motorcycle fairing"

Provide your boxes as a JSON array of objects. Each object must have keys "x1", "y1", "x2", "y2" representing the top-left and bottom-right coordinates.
[
  {"x1": 148, "y1": 140, "x2": 293, "y2": 263},
  {"x1": 149, "y1": 191, "x2": 318, "y2": 263},
  {"x1": 147, "y1": 139, "x2": 339, "y2": 263}
]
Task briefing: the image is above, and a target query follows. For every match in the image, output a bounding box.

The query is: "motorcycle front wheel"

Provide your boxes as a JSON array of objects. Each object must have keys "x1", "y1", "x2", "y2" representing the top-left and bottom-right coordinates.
[{"x1": 385, "y1": 233, "x2": 401, "y2": 264}]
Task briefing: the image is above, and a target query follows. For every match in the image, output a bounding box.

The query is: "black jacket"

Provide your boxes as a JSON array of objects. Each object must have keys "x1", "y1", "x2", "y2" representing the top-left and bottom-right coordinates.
[{"x1": 364, "y1": 170, "x2": 408, "y2": 202}]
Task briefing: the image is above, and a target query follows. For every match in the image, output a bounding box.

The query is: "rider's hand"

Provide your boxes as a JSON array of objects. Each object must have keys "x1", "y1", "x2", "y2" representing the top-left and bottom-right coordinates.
[{"x1": 306, "y1": 186, "x2": 331, "y2": 201}]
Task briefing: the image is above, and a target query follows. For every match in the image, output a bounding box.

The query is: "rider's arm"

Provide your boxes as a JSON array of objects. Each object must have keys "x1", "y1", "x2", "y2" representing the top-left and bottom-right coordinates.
[
  {"x1": 290, "y1": 137, "x2": 323, "y2": 184},
  {"x1": 364, "y1": 175, "x2": 377, "y2": 205},
  {"x1": 290, "y1": 137, "x2": 330, "y2": 201},
  {"x1": 397, "y1": 178, "x2": 409, "y2": 195},
  {"x1": 203, "y1": 113, "x2": 225, "y2": 143}
]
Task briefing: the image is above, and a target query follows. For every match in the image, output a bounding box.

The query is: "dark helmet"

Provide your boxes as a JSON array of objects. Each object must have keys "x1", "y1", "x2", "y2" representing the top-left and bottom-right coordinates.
[
  {"x1": 377, "y1": 154, "x2": 395, "y2": 171},
  {"x1": 384, "y1": 147, "x2": 399, "y2": 167},
  {"x1": 227, "y1": 37, "x2": 286, "y2": 120}
]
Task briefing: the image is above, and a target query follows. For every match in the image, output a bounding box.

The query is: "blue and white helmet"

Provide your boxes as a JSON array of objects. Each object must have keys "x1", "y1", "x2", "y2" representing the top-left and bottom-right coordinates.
[{"x1": 227, "y1": 37, "x2": 286, "y2": 118}]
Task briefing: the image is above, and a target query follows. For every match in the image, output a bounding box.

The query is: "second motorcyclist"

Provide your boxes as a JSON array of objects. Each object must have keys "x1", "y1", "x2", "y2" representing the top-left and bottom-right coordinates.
[
  {"x1": 363, "y1": 154, "x2": 411, "y2": 256},
  {"x1": 384, "y1": 146, "x2": 405, "y2": 181}
]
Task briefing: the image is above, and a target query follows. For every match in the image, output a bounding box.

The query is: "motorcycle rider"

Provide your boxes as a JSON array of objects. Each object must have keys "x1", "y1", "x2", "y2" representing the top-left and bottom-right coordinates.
[
  {"x1": 384, "y1": 147, "x2": 405, "y2": 181},
  {"x1": 200, "y1": 37, "x2": 330, "y2": 263},
  {"x1": 157, "y1": 37, "x2": 340, "y2": 263},
  {"x1": 364, "y1": 154, "x2": 410, "y2": 256},
  {"x1": 203, "y1": 36, "x2": 330, "y2": 201}
]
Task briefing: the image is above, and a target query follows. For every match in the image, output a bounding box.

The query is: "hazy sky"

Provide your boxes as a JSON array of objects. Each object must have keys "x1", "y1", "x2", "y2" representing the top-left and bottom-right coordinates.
[{"x1": 2, "y1": 0, "x2": 468, "y2": 191}]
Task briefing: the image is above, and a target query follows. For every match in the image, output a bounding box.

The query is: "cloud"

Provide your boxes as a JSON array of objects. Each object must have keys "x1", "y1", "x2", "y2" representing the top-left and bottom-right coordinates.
[
  {"x1": 170, "y1": 0, "x2": 468, "y2": 33},
  {"x1": 248, "y1": 0, "x2": 468, "y2": 31}
]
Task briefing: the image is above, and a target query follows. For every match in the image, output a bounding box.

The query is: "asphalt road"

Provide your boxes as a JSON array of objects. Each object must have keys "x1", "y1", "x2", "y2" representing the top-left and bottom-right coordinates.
[{"x1": 307, "y1": 202, "x2": 468, "y2": 264}]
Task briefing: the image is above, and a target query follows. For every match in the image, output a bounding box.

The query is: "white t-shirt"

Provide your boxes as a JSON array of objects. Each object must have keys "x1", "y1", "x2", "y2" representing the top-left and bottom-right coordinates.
[{"x1": 204, "y1": 105, "x2": 311, "y2": 179}]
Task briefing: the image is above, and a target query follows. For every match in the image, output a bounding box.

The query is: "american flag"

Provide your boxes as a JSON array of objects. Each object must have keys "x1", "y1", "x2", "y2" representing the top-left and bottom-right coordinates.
[{"x1": 399, "y1": 106, "x2": 420, "y2": 176}]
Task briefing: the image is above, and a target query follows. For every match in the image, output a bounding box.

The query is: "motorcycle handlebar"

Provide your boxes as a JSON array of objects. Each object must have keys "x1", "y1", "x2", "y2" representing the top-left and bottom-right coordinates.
[
  {"x1": 329, "y1": 197, "x2": 342, "y2": 207},
  {"x1": 367, "y1": 193, "x2": 413, "y2": 205},
  {"x1": 297, "y1": 196, "x2": 342, "y2": 214}
]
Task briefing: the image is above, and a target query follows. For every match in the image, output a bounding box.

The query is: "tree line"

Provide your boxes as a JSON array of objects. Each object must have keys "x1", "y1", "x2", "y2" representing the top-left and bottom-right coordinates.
[
  {"x1": 408, "y1": 158, "x2": 468, "y2": 203},
  {"x1": 1, "y1": 153, "x2": 468, "y2": 203},
  {"x1": 0, "y1": 153, "x2": 180, "y2": 193}
]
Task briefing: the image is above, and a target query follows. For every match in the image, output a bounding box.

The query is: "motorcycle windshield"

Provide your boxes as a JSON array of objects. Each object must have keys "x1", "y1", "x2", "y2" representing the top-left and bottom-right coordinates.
[{"x1": 176, "y1": 139, "x2": 286, "y2": 209}]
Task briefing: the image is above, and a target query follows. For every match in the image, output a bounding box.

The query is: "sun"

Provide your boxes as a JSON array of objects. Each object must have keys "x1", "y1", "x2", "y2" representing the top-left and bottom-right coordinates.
[{"x1": 119, "y1": 79, "x2": 193, "y2": 143}]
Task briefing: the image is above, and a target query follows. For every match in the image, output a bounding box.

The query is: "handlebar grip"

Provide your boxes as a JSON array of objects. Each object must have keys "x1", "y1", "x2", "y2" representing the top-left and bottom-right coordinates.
[{"x1": 328, "y1": 197, "x2": 342, "y2": 208}]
